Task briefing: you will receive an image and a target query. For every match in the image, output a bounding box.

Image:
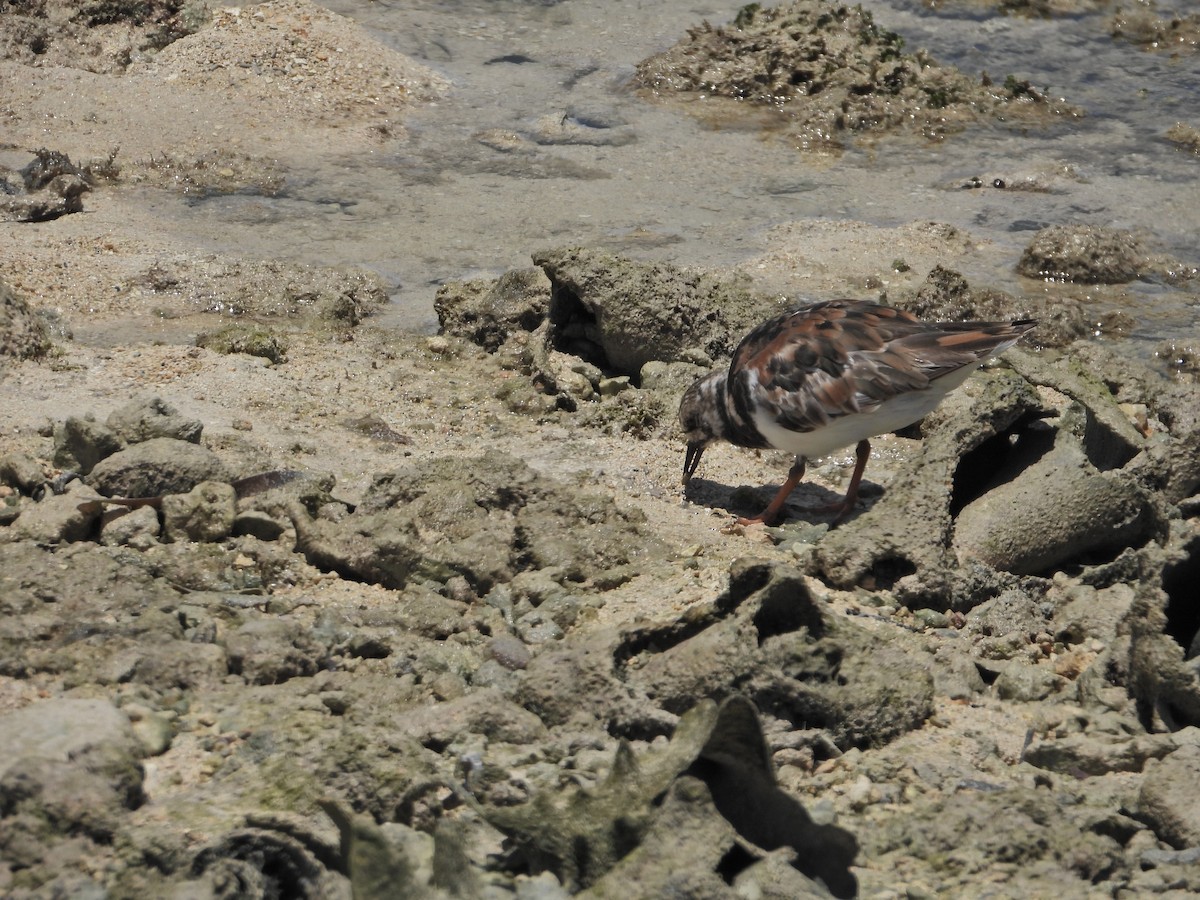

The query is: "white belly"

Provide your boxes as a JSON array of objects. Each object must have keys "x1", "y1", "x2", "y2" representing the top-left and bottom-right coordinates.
[{"x1": 749, "y1": 365, "x2": 979, "y2": 459}]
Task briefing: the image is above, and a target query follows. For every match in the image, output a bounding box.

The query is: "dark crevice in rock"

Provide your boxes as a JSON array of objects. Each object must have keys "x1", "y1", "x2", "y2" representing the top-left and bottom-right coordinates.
[
  {"x1": 1162, "y1": 532, "x2": 1200, "y2": 659},
  {"x1": 1157, "y1": 696, "x2": 1200, "y2": 733},
  {"x1": 1067, "y1": 536, "x2": 1159, "y2": 578},
  {"x1": 1088, "y1": 813, "x2": 1145, "y2": 848},
  {"x1": 865, "y1": 554, "x2": 918, "y2": 590},
  {"x1": 751, "y1": 574, "x2": 824, "y2": 644},
  {"x1": 190, "y1": 829, "x2": 325, "y2": 900},
  {"x1": 612, "y1": 612, "x2": 724, "y2": 669},
  {"x1": 725, "y1": 559, "x2": 777, "y2": 608},
  {"x1": 546, "y1": 282, "x2": 611, "y2": 372},
  {"x1": 950, "y1": 416, "x2": 1053, "y2": 517},
  {"x1": 975, "y1": 662, "x2": 1001, "y2": 687},
  {"x1": 606, "y1": 711, "x2": 678, "y2": 743},
  {"x1": 421, "y1": 736, "x2": 451, "y2": 754},
  {"x1": 613, "y1": 560, "x2": 775, "y2": 667},
  {"x1": 714, "y1": 842, "x2": 758, "y2": 884}
]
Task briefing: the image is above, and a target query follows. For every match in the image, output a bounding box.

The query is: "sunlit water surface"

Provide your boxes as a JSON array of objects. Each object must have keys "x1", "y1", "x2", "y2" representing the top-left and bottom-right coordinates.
[{"x1": 149, "y1": 0, "x2": 1200, "y2": 345}]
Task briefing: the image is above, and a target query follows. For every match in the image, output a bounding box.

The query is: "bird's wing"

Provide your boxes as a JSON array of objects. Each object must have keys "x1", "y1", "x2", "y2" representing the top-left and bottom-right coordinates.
[{"x1": 728, "y1": 300, "x2": 1030, "y2": 434}]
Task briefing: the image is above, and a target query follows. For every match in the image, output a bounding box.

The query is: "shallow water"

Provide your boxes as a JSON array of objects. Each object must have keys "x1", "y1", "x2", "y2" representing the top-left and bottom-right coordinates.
[{"x1": 165, "y1": 0, "x2": 1199, "y2": 340}]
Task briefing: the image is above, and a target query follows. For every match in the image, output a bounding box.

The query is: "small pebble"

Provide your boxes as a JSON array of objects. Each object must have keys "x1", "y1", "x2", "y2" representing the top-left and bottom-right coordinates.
[
  {"x1": 488, "y1": 634, "x2": 531, "y2": 670},
  {"x1": 913, "y1": 608, "x2": 949, "y2": 629}
]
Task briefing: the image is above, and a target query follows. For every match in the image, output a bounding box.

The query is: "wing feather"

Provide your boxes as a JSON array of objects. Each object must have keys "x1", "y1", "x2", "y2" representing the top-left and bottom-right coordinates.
[{"x1": 725, "y1": 300, "x2": 1033, "y2": 436}]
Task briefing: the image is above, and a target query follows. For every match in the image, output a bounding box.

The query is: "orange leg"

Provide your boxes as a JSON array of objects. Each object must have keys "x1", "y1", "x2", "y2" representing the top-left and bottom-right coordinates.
[
  {"x1": 737, "y1": 457, "x2": 806, "y2": 527},
  {"x1": 820, "y1": 439, "x2": 870, "y2": 524}
]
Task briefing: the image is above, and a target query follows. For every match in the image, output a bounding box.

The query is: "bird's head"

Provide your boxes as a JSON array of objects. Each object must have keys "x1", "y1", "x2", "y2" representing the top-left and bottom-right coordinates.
[{"x1": 679, "y1": 370, "x2": 728, "y2": 484}]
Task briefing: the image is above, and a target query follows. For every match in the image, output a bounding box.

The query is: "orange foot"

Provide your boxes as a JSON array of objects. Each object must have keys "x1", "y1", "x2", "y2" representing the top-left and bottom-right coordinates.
[{"x1": 735, "y1": 513, "x2": 779, "y2": 527}]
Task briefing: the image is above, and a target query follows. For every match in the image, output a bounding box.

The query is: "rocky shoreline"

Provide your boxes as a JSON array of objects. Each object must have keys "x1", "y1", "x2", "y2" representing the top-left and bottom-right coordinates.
[{"x1": 3, "y1": 1, "x2": 1200, "y2": 898}]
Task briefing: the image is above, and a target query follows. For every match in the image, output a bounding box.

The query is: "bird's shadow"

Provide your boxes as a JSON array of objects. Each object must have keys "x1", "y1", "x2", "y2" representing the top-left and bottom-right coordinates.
[{"x1": 682, "y1": 476, "x2": 881, "y2": 525}]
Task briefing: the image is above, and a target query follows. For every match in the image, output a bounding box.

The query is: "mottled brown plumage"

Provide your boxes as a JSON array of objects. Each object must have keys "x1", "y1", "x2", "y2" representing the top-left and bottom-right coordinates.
[{"x1": 680, "y1": 299, "x2": 1035, "y2": 525}]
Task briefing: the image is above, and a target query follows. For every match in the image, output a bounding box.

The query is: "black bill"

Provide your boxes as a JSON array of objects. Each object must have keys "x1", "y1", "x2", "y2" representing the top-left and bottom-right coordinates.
[{"x1": 682, "y1": 441, "x2": 706, "y2": 485}]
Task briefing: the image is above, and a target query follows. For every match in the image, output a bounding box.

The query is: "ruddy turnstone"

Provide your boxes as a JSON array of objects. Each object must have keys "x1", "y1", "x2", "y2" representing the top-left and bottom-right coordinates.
[{"x1": 679, "y1": 299, "x2": 1035, "y2": 526}]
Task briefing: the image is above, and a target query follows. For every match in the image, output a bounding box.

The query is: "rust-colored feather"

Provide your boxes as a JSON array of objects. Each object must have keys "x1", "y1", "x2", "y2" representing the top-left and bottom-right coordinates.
[{"x1": 725, "y1": 300, "x2": 1033, "y2": 440}]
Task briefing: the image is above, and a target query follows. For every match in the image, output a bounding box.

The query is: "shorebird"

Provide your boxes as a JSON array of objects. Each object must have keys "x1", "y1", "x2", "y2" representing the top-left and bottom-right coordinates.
[{"x1": 679, "y1": 299, "x2": 1035, "y2": 525}]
